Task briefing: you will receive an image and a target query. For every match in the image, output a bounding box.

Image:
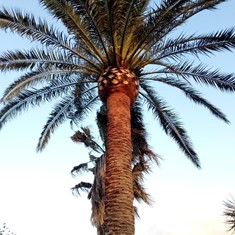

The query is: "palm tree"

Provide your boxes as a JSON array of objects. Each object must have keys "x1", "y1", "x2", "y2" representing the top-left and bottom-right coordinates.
[
  {"x1": 224, "y1": 196, "x2": 235, "y2": 233},
  {"x1": 1, "y1": 0, "x2": 235, "y2": 234},
  {"x1": 70, "y1": 104, "x2": 158, "y2": 234}
]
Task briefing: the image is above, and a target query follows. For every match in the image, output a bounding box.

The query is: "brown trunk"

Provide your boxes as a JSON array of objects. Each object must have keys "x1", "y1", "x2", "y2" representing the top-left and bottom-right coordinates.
[{"x1": 104, "y1": 92, "x2": 134, "y2": 235}]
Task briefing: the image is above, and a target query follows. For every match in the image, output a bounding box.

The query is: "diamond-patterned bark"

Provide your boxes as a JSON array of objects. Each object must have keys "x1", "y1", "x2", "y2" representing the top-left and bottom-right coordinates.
[{"x1": 98, "y1": 67, "x2": 139, "y2": 103}]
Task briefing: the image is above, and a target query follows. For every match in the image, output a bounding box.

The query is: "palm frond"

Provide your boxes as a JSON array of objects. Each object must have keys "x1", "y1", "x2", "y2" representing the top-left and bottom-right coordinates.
[
  {"x1": 0, "y1": 48, "x2": 81, "y2": 72},
  {"x1": 67, "y1": 0, "x2": 113, "y2": 62},
  {"x1": 131, "y1": 101, "x2": 160, "y2": 165},
  {"x1": 102, "y1": 0, "x2": 118, "y2": 65},
  {"x1": 224, "y1": 196, "x2": 235, "y2": 232},
  {"x1": 1, "y1": 75, "x2": 79, "y2": 112},
  {"x1": 127, "y1": 0, "x2": 227, "y2": 62},
  {"x1": 71, "y1": 163, "x2": 89, "y2": 176},
  {"x1": 143, "y1": 77, "x2": 229, "y2": 123},
  {"x1": 71, "y1": 181, "x2": 92, "y2": 196},
  {"x1": 109, "y1": 0, "x2": 150, "y2": 58},
  {"x1": 89, "y1": 154, "x2": 106, "y2": 229},
  {"x1": 1, "y1": 69, "x2": 96, "y2": 103},
  {"x1": 153, "y1": 0, "x2": 226, "y2": 39},
  {"x1": 96, "y1": 105, "x2": 107, "y2": 144},
  {"x1": 70, "y1": 81, "x2": 99, "y2": 125},
  {"x1": 71, "y1": 127, "x2": 105, "y2": 153},
  {"x1": 120, "y1": 0, "x2": 149, "y2": 56},
  {"x1": 155, "y1": 28, "x2": 235, "y2": 61},
  {"x1": 67, "y1": 0, "x2": 111, "y2": 63},
  {"x1": 126, "y1": 0, "x2": 189, "y2": 61},
  {"x1": 140, "y1": 82, "x2": 200, "y2": 168},
  {"x1": 71, "y1": 94, "x2": 100, "y2": 126},
  {"x1": 154, "y1": 61, "x2": 235, "y2": 92},
  {"x1": 37, "y1": 96, "x2": 74, "y2": 151},
  {"x1": 0, "y1": 81, "x2": 98, "y2": 151},
  {"x1": 0, "y1": 8, "x2": 76, "y2": 52},
  {"x1": 132, "y1": 162, "x2": 152, "y2": 205},
  {"x1": 39, "y1": 0, "x2": 106, "y2": 65},
  {"x1": 0, "y1": 86, "x2": 70, "y2": 130}
]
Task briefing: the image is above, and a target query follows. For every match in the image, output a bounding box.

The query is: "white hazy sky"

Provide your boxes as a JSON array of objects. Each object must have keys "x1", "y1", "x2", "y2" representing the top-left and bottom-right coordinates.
[{"x1": 0, "y1": 1, "x2": 235, "y2": 235}]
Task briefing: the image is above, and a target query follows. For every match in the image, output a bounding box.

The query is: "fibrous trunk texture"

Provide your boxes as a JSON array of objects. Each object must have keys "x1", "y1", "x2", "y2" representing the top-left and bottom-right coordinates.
[{"x1": 104, "y1": 92, "x2": 134, "y2": 235}]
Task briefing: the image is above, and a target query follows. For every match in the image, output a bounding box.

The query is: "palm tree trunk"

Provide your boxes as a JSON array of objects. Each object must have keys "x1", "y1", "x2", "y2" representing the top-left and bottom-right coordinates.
[{"x1": 104, "y1": 92, "x2": 134, "y2": 235}]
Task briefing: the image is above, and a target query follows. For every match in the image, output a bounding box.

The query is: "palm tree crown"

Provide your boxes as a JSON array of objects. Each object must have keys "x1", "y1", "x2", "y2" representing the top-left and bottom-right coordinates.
[
  {"x1": 0, "y1": 0, "x2": 235, "y2": 165},
  {"x1": 1, "y1": 0, "x2": 235, "y2": 234}
]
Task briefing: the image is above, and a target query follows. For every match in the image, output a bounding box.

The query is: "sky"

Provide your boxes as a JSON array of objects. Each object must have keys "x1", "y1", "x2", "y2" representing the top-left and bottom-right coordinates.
[{"x1": 0, "y1": 1, "x2": 235, "y2": 235}]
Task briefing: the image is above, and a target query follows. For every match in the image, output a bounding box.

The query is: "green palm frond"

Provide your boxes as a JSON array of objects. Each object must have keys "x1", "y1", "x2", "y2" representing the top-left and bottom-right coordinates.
[
  {"x1": 39, "y1": 0, "x2": 107, "y2": 65},
  {"x1": 1, "y1": 69, "x2": 95, "y2": 103},
  {"x1": 119, "y1": 0, "x2": 150, "y2": 57},
  {"x1": 0, "y1": 78, "x2": 98, "y2": 150},
  {"x1": 0, "y1": 77, "x2": 81, "y2": 126},
  {"x1": 37, "y1": 96, "x2": 74, "y2": 151},
  {"x1": 0, "y1": 8, "x2": 74, "y2": 49},
  {"x1": 135, "y1": 29, "x2": 235, "y2": 69},
  {"x1": 67, "y1": 0, "x2": 112, "y2": 57},
  {"x1": 126, "y1": 0, "x2": 193, "y2": 61},
  {"x1": 0, "y1": 48, "x2": 83, "y2": 72},
  {"x1": 0, "y1": 88, "x2": 64, "y2": 130},
  {"x1": 155, "y1": 29, "x2": 235, "y2": 61},
  {"x1": 71, "y1": 83, "x2": 99, "y2": 125},
  {"x1": 140, "y1": 82, "x2": 200, "y2": 168},
  {"x1": 154, "y1": 62, "x2": 235, "y2": 92},
  {"x1": 152, "y1": 0, "x2": 226, "y2": 41},
  {"x1": 127, "y1": 0, "x2": 227, "y2": 62},
  {"x1": 143, "y1": 76, "x2": 229, "y2": 123},
  {"x1": 67, "y1": 0, "x2": 111, "y2": 63},
  {"x1": 70, "y1": 94, "x2": 99, "y2": 125}
]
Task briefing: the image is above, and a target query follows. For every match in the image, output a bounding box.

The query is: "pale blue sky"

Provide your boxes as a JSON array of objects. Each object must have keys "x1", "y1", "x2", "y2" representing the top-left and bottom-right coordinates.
[{"x1": 0, "y1": 1, "x2": 235, "y2": 235}]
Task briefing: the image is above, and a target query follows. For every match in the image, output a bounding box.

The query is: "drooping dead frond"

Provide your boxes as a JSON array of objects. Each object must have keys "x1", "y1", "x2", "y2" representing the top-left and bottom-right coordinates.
[
  {"x1": 71, "y1": 181, "x2": 92, "y2": 196},
  {"x1": 89, "y1": 154, "x2": 106, "y2": 231},
  {"x1": 71, "y1": 163, "x2": 89, "y2": 176},
  {"x1": 71, "y1": 127, "x2": 104, "y2": 153},
  {"x1": 132, "y1": 162, "x2": 153, "y2": 205}
]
